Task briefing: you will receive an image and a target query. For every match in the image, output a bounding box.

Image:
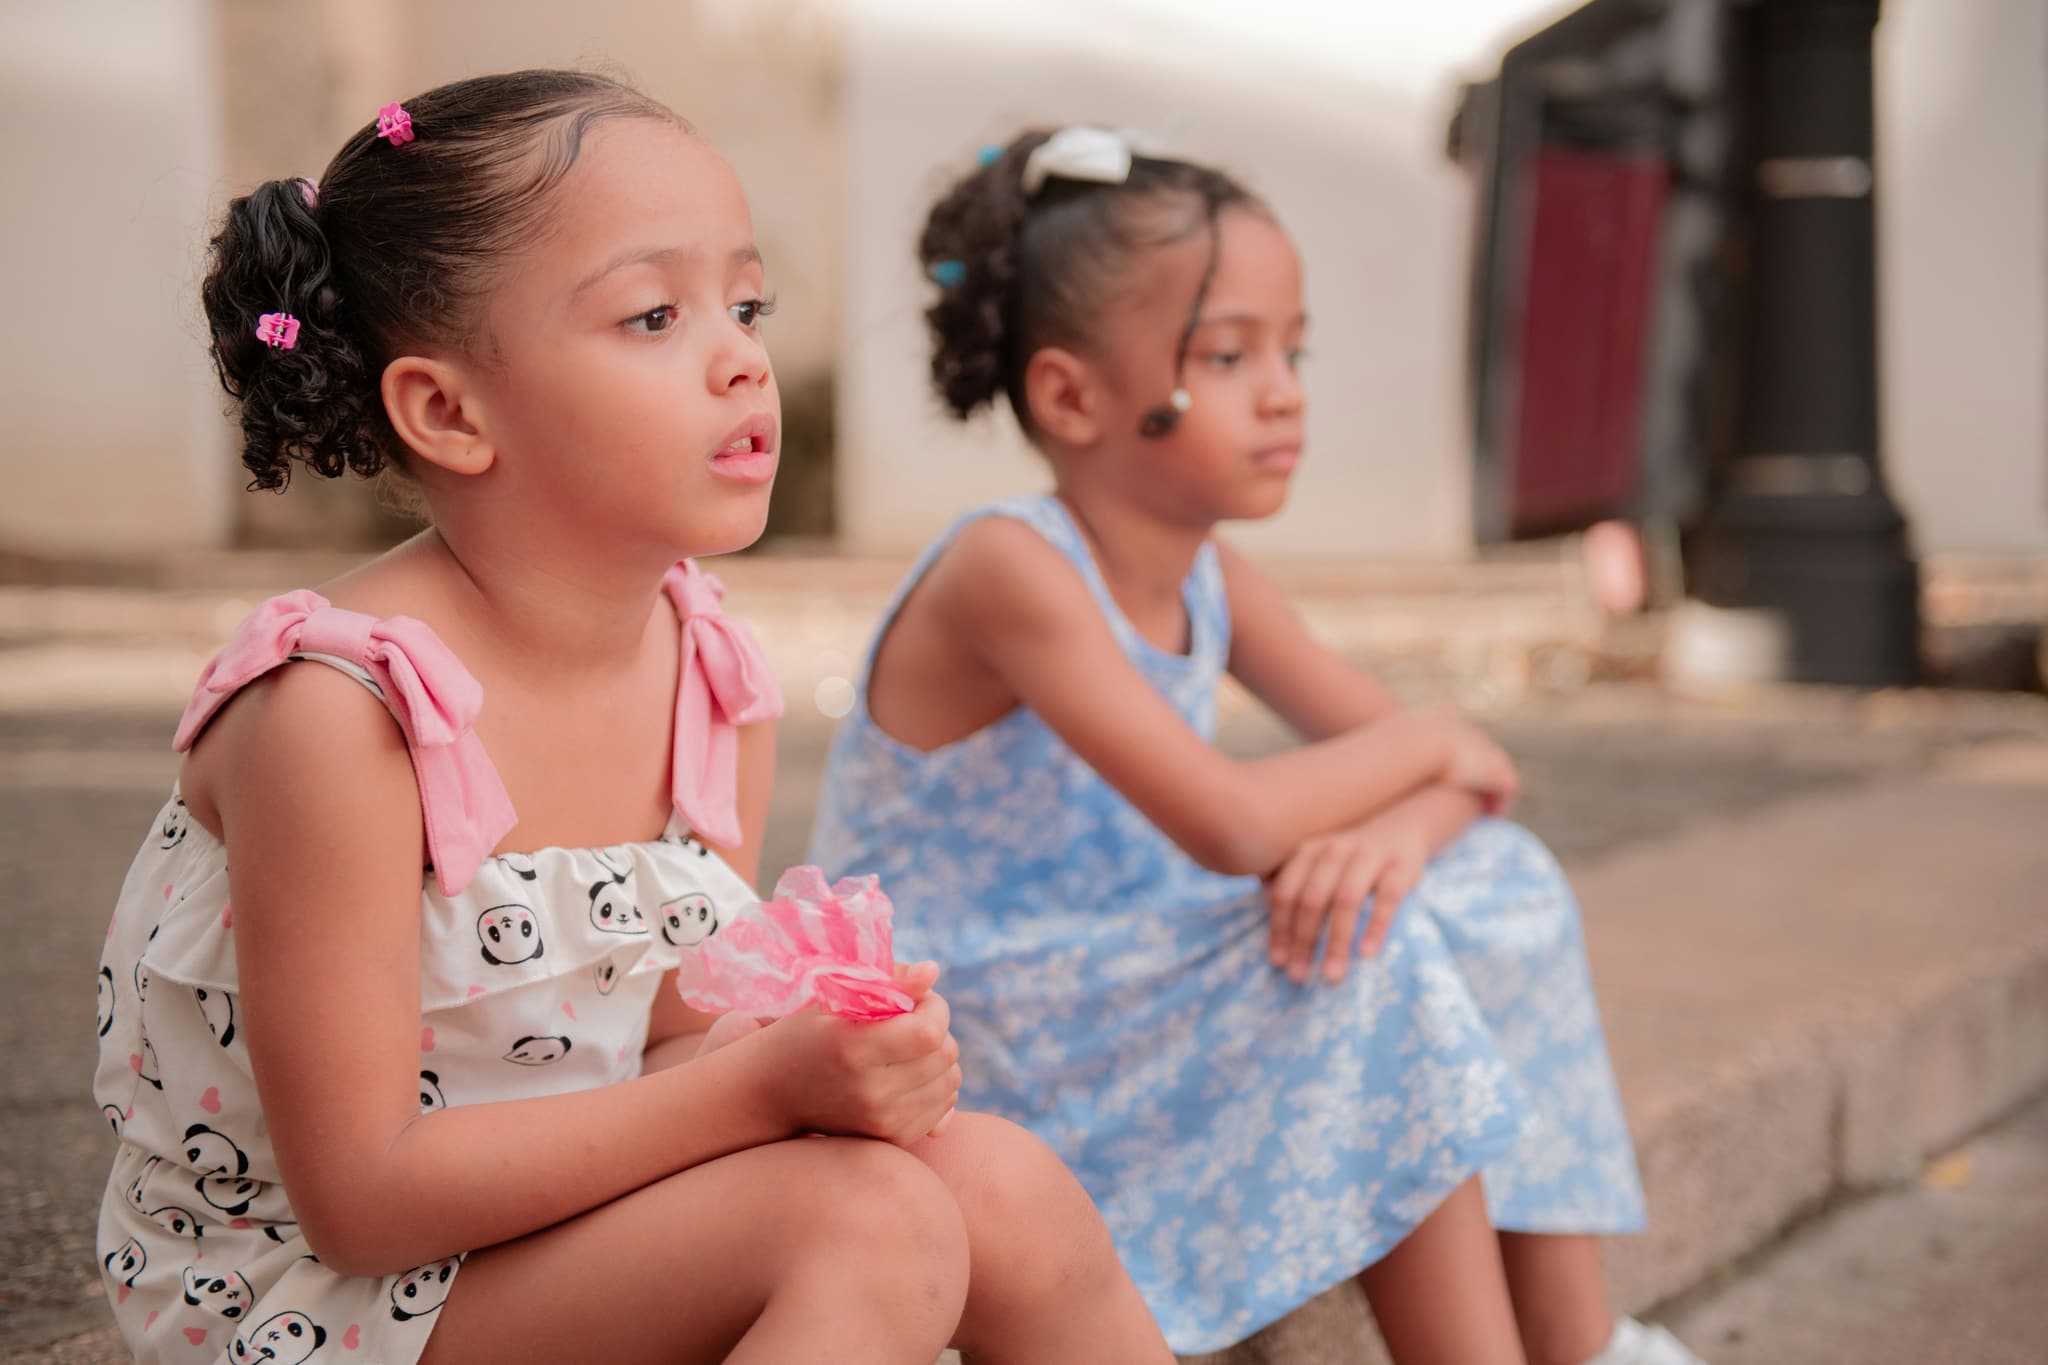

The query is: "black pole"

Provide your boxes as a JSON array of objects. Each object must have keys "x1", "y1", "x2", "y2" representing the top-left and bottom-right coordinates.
[{"x1": 1689, "y1": 0, "x2": 1919, "y2": 686}]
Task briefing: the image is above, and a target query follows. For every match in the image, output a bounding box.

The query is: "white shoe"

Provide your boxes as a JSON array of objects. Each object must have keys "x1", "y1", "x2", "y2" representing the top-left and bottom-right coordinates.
[{"x1": 1584, "y1": 1316, "x2": 1707, "y2": 1365}]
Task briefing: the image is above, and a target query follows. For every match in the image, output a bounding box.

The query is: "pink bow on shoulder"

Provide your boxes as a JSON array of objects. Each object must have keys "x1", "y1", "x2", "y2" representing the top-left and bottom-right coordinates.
[
  {"x1": 173, "y1": 591, "x2": 516, "y2": 895},
  {"x1": 665, "y1": 561, "x2": 784, "y2": 848}
]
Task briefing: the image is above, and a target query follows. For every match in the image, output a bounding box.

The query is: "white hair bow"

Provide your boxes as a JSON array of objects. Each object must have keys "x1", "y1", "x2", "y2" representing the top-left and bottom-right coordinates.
[{"x1": 1020, "y1": 126, "x2": 1167, "y2": 196}]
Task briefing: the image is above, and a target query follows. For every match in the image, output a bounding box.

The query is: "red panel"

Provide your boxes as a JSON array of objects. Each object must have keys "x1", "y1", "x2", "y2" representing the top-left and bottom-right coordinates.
[{"x1": 1511, "y1": 146, "x2": 1669, "y2": 536}]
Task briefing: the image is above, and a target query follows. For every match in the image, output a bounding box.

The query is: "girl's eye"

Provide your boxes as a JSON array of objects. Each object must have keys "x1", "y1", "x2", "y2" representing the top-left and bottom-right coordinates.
[
  {"x1": 1287, "y1": 347, "x2": 1308, "y2": 369},
  {"x1": 1204, "y1": 352, "x2": 1242, "y2": 370},
  {"x1": 730, "y1": 296, "x2": 778, "y2": 329},
  {"x1": 625, "y1": 305, "x2": 678, "y2": 336}
]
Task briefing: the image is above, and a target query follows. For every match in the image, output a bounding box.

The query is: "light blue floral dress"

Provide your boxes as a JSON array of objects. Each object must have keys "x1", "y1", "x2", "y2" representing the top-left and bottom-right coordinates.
[{"x1": 807, "y1": 495, "x2": 1646, "y2": 1352}]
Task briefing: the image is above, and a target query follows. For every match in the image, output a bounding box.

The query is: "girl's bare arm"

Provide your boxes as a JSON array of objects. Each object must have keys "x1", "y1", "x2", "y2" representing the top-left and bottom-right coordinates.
[
  {"x1": 209, "y1": 670, "x2": 944, "y2": 1277},
  {"x1": 918, "y1": 518, "x2": 1504, "y2": 877}
]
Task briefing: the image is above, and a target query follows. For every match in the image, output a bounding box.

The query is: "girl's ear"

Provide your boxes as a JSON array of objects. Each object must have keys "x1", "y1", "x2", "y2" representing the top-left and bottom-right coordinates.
[
  {"x1": 381, "y1": 355, "x2": 497, "y2": 476},
  {"x1": 1022, "y1": 345, "x2": 1108, "y2": 447}
]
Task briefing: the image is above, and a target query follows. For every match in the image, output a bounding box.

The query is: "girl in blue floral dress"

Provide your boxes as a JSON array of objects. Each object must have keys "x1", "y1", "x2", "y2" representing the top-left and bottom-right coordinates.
[{"x1": 809, "y1": 128, "x2": 1697, "y2": 1365}]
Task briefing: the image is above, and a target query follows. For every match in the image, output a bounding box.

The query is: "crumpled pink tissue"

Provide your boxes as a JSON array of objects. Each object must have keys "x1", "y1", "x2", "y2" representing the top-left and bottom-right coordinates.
[{"x1": 675, "y1": 866, "x2": 915, "y2": 1019}]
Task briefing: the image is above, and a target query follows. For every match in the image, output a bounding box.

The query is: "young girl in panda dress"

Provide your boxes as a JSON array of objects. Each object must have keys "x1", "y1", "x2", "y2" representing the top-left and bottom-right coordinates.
[{"x1": 91, "y1": 72, "x2": 1169, "y2": 1365}]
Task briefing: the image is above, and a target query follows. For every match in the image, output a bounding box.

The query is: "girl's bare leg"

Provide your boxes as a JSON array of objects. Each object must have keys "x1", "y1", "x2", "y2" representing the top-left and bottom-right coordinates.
[
  {"x1": 1356, "y1": 1176, "x2": 1526, "y2": 1365},
  {"x1": 1499, "y1": 1232, "x2": 1615, "y2": 1365},
  {"x1": 421, "y1": 1137, "x2": 968, "y2": 1365},
  {"x1": 911, "y1": 1113, "x2": 1172, "y2": 1364}
]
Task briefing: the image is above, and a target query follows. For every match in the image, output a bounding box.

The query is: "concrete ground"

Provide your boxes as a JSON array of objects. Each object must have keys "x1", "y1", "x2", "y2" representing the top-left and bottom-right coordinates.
[
  {"x1": 1664, "y1": 1091, "x2": 2048, "y2": 1365},
  {"x1": 5, "y1": 560, "x2": 2047, "y2": 1362}
]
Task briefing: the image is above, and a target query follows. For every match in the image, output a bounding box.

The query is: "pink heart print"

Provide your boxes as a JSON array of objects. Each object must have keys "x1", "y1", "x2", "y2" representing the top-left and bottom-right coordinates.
[
  {"x1": 343, "y1": 1323, "x2": 362, "y2": 1350},
  {"x1": 200, "y1": 1086, "x2": 222, "y2": 1114},
  {"x1": 420, "y1": 1027, "x2": 435, "y2": 1053},
  {"x1": 675, "y1": 867, "x2": 914, "y2": 1020},
  {"x1": 184, "y1": 1328, "x2": 208, "y2": 1346}
]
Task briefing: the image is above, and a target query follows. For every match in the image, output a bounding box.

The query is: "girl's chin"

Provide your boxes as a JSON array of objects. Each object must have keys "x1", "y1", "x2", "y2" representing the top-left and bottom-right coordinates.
[
  {"x1": 678, "y1": 499, "x2": 774, "y2": 560},
  {"x1": 1227, "y1": 481, "x2": 1294, "y2": 523}
]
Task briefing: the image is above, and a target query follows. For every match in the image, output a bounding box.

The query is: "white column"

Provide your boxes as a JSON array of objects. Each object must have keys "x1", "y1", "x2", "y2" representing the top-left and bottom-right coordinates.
[
  {"x1": 1878, "y1": 0, "x2": 2048, "y2": 554},
  {"x1": 0, "y1": 1, "x2": 233, "y2": 555}
]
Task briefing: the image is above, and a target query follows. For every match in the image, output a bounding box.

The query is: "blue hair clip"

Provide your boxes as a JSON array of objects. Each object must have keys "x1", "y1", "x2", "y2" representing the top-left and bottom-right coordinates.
[
  {"x1": 930, "y1": 259, "x2": 967, "y2": 289},
  {"x1": 977, "y1": 144, "x2": 1002, "y2": 167}
]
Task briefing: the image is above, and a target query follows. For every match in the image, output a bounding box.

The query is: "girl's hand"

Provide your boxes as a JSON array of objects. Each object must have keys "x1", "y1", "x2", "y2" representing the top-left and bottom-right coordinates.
[
  {"x1": 752, "y1": 963, "x2": 961, "y2": 1146},
  {"x1": 695, "y1": 1010, "x2": 765, "y2": 1057},
  {"x1": 1265, "y1": 812, "x2": 1431, "y2": 983},
  {"x1": 1430, "y1": 709, "x2": 1519, "y2": 815},
  {"x1": 698, "y1": 962, "x2": 942, "y2": 1060}
]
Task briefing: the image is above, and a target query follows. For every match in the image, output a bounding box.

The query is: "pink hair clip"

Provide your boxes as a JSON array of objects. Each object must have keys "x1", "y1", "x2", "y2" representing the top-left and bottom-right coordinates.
[
  {"x1": 376, "y1": 102, "x2": 414, "y2": 146},
  {"x1": 255, "y1": 313, "x2": 301, "y2": 350},
  {"x1": 297, "y1": 178, "x2": 319, "y2": 209}
]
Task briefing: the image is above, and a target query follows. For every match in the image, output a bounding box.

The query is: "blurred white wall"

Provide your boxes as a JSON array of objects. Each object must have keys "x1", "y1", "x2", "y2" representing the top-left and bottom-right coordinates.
[
  {"x1": 0, "y1": 2, "x2": 233, "y2": 556},
  {"x1": 837, "y1": 0, "x2": 1578, "y2": 557},
  {"x1": 3, "y1": 0, "x2": 2040, "y2": 561},
  {"x1": 1878, "y1": 0, "x2": 2048, "y2": 554}
]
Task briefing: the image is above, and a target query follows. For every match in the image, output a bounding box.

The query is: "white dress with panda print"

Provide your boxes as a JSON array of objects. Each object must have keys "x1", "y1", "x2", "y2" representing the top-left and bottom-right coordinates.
[{"x1": 92, "y1": 562, "x2": 781, "y2": 1365}]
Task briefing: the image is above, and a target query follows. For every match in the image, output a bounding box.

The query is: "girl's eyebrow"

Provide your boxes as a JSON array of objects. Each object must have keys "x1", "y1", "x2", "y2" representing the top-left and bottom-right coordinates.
[
  {"x1": 1192, "y1": 311, "x2": 1310, "y2": 330},
  {"x1": 569, "y1": 244, "x2": 764, "y2": 301}
]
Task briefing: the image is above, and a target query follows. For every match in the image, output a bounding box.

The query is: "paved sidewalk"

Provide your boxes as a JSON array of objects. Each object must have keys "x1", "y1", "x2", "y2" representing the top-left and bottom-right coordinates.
[{"x1": 1663, "y1": 1090, "x2": 2048, "y2": 1365}]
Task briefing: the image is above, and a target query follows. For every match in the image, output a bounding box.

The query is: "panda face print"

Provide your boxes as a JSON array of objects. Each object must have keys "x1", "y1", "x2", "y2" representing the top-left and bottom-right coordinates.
[
  {"x1": 389, "y1": 1256, "x2": 459, "y2": 1321},
  {"x1": 149, "y1": 1203, "x2": 202, "y2": 1239},
  {"x1": 138, "y1": 1038, "x2": 163, "y2": 1090},
  {"x1": 104, "y1": 1237, "x2": 146, "y2": 1286},
  {"x1": 183, "y1": 1123, "x2": 249, "y2": 1177},
  {"x1": 503, "y1": 1035, "x2": 571, "y2": 1066},
  {"x1": 661, "y1": 894, "x2": 719, "y2": 947},
  {"x1": 418, "y1": 1070, "x2": 446, "y2": 1114},
  {"x1": 183, "y1": 1266, "x2": 255, "y2": 1321},
  {"x1": 662, "y1": 832, "x2": 714, "y2": 860},
  {"x1": 199, "y1": 1172, "x2": 262, "y2": 1216},
  {"x1": 498, "y1": 851, "x2": 538, "y2": 882},
  {"x1": 476, "y1": 904, "x2": 543, "y2": 967},
  {"x1": 588, "y1": 875, "x2": 646, "y2": 936},
  {"x1": 196, "y1": 987, "x2": 236, "y2": 1047},
  {"x1": 230, "y1": 1310, "x2": 327, "y2": 1365},
  {"x1": 97, "y1": 967, "x2": 115, "y2": 1037},
  {"x1": 593, "y1": 961, "x2": 620, "y2": 995},
  {"x1": 134, "y1": 957, "x2": 152, "y2": 1002},
  {"x1": 160, "y1": 798, "x2": 190, "y2": 850},
  {"x1": 126, "y1": 1156, "x2": 160, "y2": 1211},
  {"x1": 103, "y1": 1104, "x2": 124, "y2": 1135}
]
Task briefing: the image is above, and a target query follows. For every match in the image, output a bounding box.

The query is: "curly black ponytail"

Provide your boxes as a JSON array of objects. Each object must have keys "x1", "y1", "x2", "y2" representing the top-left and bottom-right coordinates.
[
  {"x1": 917, "y1": 128, "x2": 1261, "y2": 433},
  {"x1": 197, "y1": 70, "x2": 682, "y2": 494},
  {"x1": 917, "y1": 132, "x2": 1055, "y2": 422},
  {"x1": 201, "y1": 178, "x2": 381, "y2": 492}
]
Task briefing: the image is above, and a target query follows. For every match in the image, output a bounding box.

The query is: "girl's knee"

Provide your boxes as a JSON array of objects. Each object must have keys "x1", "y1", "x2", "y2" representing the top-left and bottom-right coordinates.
[
  {"x1": 920, "y1": 1114, "x2": 1120, "y2": 1293},
  {"x1": 1473, "y1": 816, "x2": 1562, "y2": 869},
  {"x1": 799, "y1": 1139, "x2": 970, "y2": 1322},
  {"x1": 807, "y1": 1136, "x2": 969, "y2": 1256},
  {"x1": 923, "y1": 1114, "x2": 1087, "y2": 1222}
]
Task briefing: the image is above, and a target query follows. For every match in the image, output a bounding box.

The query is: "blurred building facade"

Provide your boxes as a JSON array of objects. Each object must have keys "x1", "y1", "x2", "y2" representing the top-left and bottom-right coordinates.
[{"x1": 2, "y1": 0, "x2": 2041, "y2": 560}]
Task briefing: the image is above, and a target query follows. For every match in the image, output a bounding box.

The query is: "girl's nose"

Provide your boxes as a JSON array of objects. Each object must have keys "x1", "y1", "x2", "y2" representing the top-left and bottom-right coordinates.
[
  {"x1": 1261, "y1": 358, "x2": 1305, "y2": 416},
  {"x1": 711, "y1": 329, "x2": 772, "y2": 393}
]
